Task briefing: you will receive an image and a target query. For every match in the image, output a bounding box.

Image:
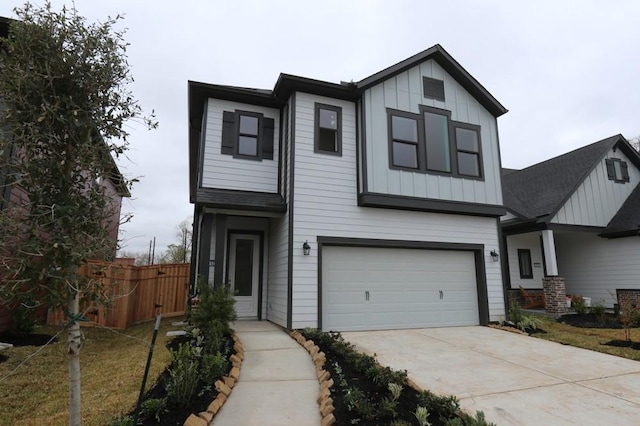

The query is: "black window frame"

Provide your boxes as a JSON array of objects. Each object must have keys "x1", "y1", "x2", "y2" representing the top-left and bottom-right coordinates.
[
  {"x1": 606, "y1": 158, "x2": 630, "y2": 183},
  {"x1": 452, "y1": 121, "x2": 484, "y2": 179},
  {"x1": 314, "y1": 103, "x2": 342, "y2": 156},
  {"x1": 518, "y1": 249, "x2": 533, "y2": 279},
  {"x1": 386, "y1": 105, "x2": 485, "y2": 180},
  {"x1": 388, "y1": 109, "x2": 424, "y2": 172},
  {"x1": 422, "y1": 76, "x2": 445, "y2": 102},
  {"x1": 234, "y1": 110, "x2": 263, "y2": 160}
]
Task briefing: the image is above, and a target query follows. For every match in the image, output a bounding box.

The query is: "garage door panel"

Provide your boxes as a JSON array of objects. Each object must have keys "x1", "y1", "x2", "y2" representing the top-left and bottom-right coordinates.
[{"x1": 323, "y1": 246, "x2": 480, "y2": 331}]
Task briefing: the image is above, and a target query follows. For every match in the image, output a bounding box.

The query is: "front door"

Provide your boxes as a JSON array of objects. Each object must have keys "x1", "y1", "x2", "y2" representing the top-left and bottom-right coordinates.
[{"x1": 228, "y1": 234, "x2": 260, "y2": 318}]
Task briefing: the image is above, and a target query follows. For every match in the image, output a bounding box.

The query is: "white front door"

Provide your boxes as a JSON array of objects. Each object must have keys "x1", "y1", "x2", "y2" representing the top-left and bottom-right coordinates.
[{"x1": 228, "y1": 234, "x2": 260, "y2": 318}]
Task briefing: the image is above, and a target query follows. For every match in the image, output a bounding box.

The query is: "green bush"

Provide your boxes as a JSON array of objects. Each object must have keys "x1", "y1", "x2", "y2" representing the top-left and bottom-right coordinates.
[
  {"x1": 140, "y1": 398, "x2": 167, "y2": 423},
  {"x1": 107, "y1": 415, "x2": 134, "y2": 426},
  {"x1": 508, "y1": 302, "x2": 523, "y2": 324},
  {"x1": 517, "y1": 314, "x2": 543, "y2": 332},
  {"x1": 191, "y1": 279, "x2": 237, "y2": 336},
  {"x1": 418, "y1": 390, "x2": 460, "y2": 423},
  {"x1": 572, "y1": 296, "x2": 587, "y2": 315},
  {"x1": 590, "y1": 300, "x2": 607, "y2": 320},
  {"x1": 166, "y1": 343, "x2": 200, "y2": 408},
  {"x1": 201, "y1": 352, "x2": 229, "y2": 385},
  {"x1": 459, "y1": 410, "x2": 497, "y2": 426}
]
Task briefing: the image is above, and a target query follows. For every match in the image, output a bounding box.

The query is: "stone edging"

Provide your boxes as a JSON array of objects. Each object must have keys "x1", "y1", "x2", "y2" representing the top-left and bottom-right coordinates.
[
  {"x1": 289, "y1": 330, "x2": 336, "y2": 426},
  {"x1": 184, "y1": 332, "x2": 244, "y2": 426}
]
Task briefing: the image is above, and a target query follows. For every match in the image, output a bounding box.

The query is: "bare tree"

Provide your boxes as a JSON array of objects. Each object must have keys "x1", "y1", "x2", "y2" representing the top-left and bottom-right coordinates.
[{"x1": 0, "y1": 3, "x2": 156, "y2": 425}]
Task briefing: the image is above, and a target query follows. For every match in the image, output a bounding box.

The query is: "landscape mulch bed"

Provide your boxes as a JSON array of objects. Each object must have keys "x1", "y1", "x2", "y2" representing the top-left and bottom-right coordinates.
[
  {"x1": 0, "y1": 333, "x2": 58, "y2": 347},
  {"x1": 302, "y1": 330, "x2": 464, "y2": 426},
  {"x1": 604, "y1": 340, "x2": 640, "y2": 350},
  {"x1": 558, "y1": 313, "x2": 623, "y2": 329},
  {"x1": 0, "y1": 354, "x2": 7, "y2": 364},
  {"x1": 127, "y1": 333, "x2": 233, "y2": 426}
]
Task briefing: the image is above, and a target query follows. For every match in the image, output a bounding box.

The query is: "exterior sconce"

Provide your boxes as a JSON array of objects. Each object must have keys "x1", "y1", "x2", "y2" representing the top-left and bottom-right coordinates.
[
  {"x1": 302, "y1": 240, "x2": 311, "y2": 256},
  {"x1": 490, "y1": 250, "x2": 499, "y2": 262}
]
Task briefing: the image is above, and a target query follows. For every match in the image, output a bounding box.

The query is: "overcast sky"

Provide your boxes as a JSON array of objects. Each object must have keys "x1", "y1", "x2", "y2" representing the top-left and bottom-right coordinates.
[{"x1": 2, "y1": 0, "x2": 639, "y2": 255}]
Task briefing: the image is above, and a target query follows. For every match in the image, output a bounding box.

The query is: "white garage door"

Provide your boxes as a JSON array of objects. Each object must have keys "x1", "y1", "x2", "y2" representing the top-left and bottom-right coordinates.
[{"x1": 322, "y1": 246, "x2": 479, "y2": 331}]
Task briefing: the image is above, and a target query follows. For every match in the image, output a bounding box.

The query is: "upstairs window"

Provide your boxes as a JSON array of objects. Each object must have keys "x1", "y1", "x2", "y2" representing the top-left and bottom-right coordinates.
[
  {"x1": 315, "y1": 103, "x2": 342, "y2": 155},
  {"x1": 454, "y1": 123, "x2": 482, "y2": 178},
  {"x1": 518, "y1": 249, "x2": 533, "y2": 279},
  {"x1": 606, "y1": 158, "x2": 629, "y2": 183},
  {"x1": 221, "y1": 110, "x2": 274, "y2": 161},
  {"x1": 389, "y1": 113, "x2": 420, "y2": 170},
  {"x1": 387, "y1": 106, "x2": 484, "y2": 180}
]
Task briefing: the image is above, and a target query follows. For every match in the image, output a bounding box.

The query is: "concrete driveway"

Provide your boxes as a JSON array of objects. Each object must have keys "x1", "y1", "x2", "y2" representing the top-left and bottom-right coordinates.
[{"x1": 342, "y1": 326, "x2": 640, "y2": 425}]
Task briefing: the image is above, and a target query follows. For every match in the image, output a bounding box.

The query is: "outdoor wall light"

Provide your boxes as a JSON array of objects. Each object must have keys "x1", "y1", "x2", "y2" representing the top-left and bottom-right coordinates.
[
  {"x1": 490, "y1": 250, "x2": 499, "y2": 262},
  {"x1": 302, "y1": 240, "x2": 311, "y2": 256}
]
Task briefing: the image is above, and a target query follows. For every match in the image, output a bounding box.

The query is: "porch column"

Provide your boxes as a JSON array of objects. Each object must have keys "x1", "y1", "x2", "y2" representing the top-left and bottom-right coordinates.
[
  {"x1": 197, "y1": 213, "x2": 214, "y2": 284},
  {"x1": 540, "y1": 230, "x2": 558, "y2": 276}
]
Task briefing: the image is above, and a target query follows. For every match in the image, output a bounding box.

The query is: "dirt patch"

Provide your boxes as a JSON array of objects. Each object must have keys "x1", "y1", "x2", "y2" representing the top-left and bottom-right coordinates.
[{"x1": 0, "y1": 333, "x2": 57, "y2": 347}]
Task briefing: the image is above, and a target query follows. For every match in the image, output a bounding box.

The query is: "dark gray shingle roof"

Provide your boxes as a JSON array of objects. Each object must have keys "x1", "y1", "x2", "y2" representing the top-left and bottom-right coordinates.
[
  {"x1": 602, "y1": 184, "x2": 640, "y2": 236},
  {"x1": 502, "y1": 135, "x2": 622, "y2": 219}
]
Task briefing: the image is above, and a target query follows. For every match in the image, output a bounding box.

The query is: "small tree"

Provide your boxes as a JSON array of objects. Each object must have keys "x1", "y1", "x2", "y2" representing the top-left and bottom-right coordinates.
[
  {"x1": 0, "y1": 3, "x2": 156, "y2": 425},
  {"x1": 157, "y1": 217, "x2": 192, "y2": 264}
]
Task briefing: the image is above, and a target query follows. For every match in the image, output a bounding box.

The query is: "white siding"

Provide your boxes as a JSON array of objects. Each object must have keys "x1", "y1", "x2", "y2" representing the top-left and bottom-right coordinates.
[
  {"x1": 506, "y1": 233, "x2": 545, "y2": 289},
  {"x1": 552, "y1": 149, "x2": 640, "y2": 226},
  {"x1": 266, "y1": 99, "x2": 293, "y2": 327},
  {"x1": 363, "y1": 59, "x2": 503, "y2": 205},
  {"x1": 555, "y1": 232, "x2": 640, "y2": 307},
  {"x1": 201, "y1": 99, "x2": 280, "y2": 193},
  {"x1": 291, "y1": 92, "x2": 504, "y2": 329}
]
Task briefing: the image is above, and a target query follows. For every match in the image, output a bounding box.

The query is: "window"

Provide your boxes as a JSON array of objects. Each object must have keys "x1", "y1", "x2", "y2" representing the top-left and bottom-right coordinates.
[
  {"x1": 389, "y1": 114, "x2": 420, "y2": 169},
  {"x1": 315, "y1": 103, "x2": 342, "y2": 155},
  {"x1": 606, "y1": 158, "x2": 629, "y2": 183},
  {"x1": 221, "y1": 110, "x2": 275, "y2": 161},
  {"x1": 423, "y1": 76, "x2": 445, "y2": 101},
  {"x1": 386, "y1": 106, "x2": 484, "y2": 179},
  {"x1": 422, "y1": 107, "x2": 451, "y2": 172},
  {"x1": 518, "y1": 249, "x2": 533, "y2": 279},
  {"x1": 454, "y1": 123, "x2": 482, "y2": 177}
]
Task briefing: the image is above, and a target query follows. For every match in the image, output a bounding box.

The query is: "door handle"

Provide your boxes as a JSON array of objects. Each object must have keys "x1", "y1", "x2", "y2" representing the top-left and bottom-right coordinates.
[
  {"x1": 439, "y1": 290, "x2": 443, "y2": 300},
  {"x1": 365, "y1": 291, "x2": 370, "y2": 301}
]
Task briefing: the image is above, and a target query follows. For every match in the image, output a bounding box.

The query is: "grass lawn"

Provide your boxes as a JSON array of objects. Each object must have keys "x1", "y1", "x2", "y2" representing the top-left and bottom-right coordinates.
[
  {"x1": 0, "y1": 317, "x2": 178, "y2": 425},
  {"x1": 531, "y1": 315, "x2": 640, "y2": 361}
]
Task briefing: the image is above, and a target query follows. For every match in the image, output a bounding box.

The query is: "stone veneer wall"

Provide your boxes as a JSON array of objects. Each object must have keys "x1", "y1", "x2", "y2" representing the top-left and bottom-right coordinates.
[{"x1": 542, "y1": 276, "x2": 568, "y2": 315}]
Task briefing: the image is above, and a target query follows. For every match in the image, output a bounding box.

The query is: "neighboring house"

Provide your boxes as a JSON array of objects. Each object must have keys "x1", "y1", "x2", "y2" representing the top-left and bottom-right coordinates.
[
  {"x1": 188, "y1": 44, "x2": 510, "y2": 331},
  {"x1": 501, "y1": 135, "x2": 640, "y2": 310}
]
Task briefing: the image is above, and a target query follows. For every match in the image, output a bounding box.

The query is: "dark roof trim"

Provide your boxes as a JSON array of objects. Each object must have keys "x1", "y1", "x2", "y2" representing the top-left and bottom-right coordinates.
[
  {"x1": 195, "y1": 188, "x2": 286, "y2": 214},
  {"x1": 544, "y1": 134, "x2": 637, "y2": 224},
  {"x1": 356, "y1": 44, "x2": 507, "y2": 117},
  {"x1": 599, "y1": 229, "x2": 640, "y2": 239},
  {"x1": 358, "y1": 192, "x2": 506, "y2": 217},
  {"x1": 274, "y1": 74, "x2": 359, "y2": 102}
]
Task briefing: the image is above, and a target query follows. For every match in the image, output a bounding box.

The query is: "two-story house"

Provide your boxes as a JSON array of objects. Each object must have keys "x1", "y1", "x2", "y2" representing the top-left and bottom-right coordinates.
[{"x1": 188, "y1": 45, "x2": 509, "y2": 331}]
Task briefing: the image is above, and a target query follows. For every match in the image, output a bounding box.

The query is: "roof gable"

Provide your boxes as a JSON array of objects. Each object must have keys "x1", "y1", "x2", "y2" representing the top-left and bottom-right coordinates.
[
  {"x1": 502, "y1": 135, "x2": 635, "y2": 221},
  {"x1": 356, "y1": 44, "x2": 507, "y2": 117}
]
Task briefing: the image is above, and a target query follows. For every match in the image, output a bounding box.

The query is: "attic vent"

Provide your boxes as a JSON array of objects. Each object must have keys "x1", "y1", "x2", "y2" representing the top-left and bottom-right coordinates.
[{"x1": 423, "y1": 77, "x2": 445, "y2": 101}]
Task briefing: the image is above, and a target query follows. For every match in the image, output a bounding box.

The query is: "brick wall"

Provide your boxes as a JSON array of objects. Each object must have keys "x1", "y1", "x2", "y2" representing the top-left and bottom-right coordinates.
[
  {"x1": 616, "y1": 289, "x2": 640, "y2": 309},
  {"x1": 543, "y1": 276, "x2": 568, "y2": 315}
]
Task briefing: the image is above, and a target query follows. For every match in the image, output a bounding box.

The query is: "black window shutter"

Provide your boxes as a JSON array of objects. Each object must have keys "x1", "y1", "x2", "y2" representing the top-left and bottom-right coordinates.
[
  {"x1": 605, "y1": 159, "x2": 615, "y2": 180},
  {"x1": 262, "y1": 117, "x2": 275, "y2": 160},
  {"x1": 221, "y1": 111, "x2": 236, "y2": 155},
  {"x1": 621, "y1": 161, "x2": 630, "y2": 182}
]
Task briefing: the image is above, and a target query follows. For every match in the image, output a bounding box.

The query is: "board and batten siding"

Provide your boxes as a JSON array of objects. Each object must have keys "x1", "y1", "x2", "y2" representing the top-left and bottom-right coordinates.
[
  {"x1": 555, "y1": 232, "x2": 640, "y2": 307},
  {"x1": 363, "y1": 59, "x2": 503, "y2": 205},
  {"x1": 201, "y1": 99, "x2": 280, "y2": 193},
  {"x1": 290, "y1": 92, "x2": 505, "y2": 329},
  {"x1": 506, "y1": 233, "x2": 545, "y2": 289},
  {"x1": 552, "y1": 149, "x2": 640, "y2": 226},
  {"x1": 266, "y1": 99, "x2": 293, "y2": 327}
]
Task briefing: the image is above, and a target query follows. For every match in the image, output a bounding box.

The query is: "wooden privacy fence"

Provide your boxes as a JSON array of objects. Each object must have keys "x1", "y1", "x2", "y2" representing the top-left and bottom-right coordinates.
[{"x1": 47, "y1": 261, "x2": 190, "y2": 329}]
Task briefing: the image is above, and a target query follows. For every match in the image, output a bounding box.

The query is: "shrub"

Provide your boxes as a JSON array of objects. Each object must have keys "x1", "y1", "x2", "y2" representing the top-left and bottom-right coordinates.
[
  {"x1": 201, "y1": 352, "x2": 229, "y2": 385},
  {"x1": 166, "y1": 343, "x2": 200, "y2": 407},
  {"x1": 508, "y1": 302, "x2": 523, "y2": 324},
  {"x1": 107, "y1": 415, "x2": 134, "y2": 426},
  {"x1": 572, "y1": 295, "x2": 587, "y2": 315},
  {"x1": 517, "y1": 314, "x2": 543, "y2": 332},
  {"x1": 140, "y1": 398, "x2": 167, "y2": 423},
  {"x1": 191, "y1": 279, "x2": 237, "y2": 336},
  {"x1": 590, "y1": 300, "x2": 607, "y2": 320},
  {"x1": 619, "y1": 298, "x2": 640, "y2": 341},
  {"x1": 417, "y1": 390, "x2": 460, "y2": 422},
  {"x1": 459, "y1": 410, "x2": 497, "y2": 426}
]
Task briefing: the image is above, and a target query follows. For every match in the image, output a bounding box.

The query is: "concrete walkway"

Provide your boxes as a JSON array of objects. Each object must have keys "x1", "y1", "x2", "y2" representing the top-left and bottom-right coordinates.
[
  {"x1": 343, "y1": 326, "x2": 640, "y2": 426},
  {"x1": 213, "y1": 321, "x2": 321, "y2": 426}
]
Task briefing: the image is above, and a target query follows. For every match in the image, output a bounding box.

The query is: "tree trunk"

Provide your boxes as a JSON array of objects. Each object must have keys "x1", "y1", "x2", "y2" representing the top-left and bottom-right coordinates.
[{"x1": 68, "y1": 292, "x2": 82, "y2": 426}]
